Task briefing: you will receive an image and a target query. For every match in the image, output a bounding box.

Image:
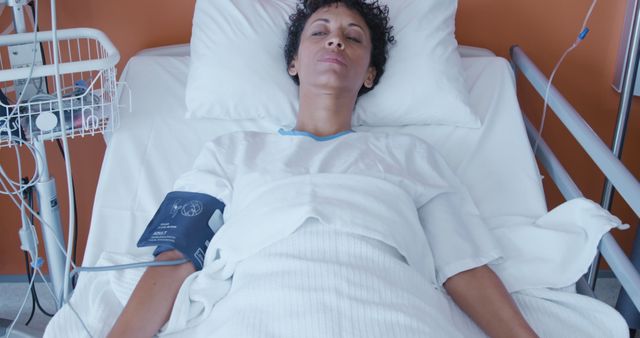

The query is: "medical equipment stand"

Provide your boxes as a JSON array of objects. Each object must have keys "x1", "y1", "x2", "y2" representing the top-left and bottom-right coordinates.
[
  {"x1": 32, "y1": 140, "x2": 70, "y2": 308},
  {"x1": 606, "y1": 0, "x2": 640, "y2": 330},
  {"x1": 0, "y1": 1, "x2": 73, "y2": 336},
  {"x1": 11, "y1": 0, "x2": 70, "y2": 309}
]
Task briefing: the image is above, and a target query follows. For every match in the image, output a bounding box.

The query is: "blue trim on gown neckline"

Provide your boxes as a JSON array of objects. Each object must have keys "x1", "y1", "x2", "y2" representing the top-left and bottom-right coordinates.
[{"x1": 278, "y1": 128, "x2": 354, "y2": 141}]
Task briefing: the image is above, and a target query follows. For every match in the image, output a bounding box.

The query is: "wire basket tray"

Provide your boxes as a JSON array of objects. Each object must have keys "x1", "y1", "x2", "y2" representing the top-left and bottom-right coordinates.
[{"x1": 0, "y1": 28, "x2": 120, "y2": 148}]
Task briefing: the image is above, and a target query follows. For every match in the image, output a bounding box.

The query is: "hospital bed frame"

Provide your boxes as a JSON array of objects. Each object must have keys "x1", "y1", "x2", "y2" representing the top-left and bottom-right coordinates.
[
  {"x1": 509, "y1": 46, "x2": 640, "y2": 313},
  {"x1": 34, "y1": 43, "x2": 635, "y2": 337},
  {"x1": 103, "y1": 44, "x2": 640, "y2": 315}
]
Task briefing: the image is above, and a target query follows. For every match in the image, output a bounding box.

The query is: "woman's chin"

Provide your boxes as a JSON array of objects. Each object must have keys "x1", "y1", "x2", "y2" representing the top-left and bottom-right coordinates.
[{"x1": 309, "y1": 79, "x2": 359, "y2": 96}]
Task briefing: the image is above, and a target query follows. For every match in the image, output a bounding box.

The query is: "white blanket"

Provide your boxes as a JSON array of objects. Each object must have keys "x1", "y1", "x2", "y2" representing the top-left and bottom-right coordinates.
[{"x1": 45, "y1": 174, "x2": 627, "y2": 337}]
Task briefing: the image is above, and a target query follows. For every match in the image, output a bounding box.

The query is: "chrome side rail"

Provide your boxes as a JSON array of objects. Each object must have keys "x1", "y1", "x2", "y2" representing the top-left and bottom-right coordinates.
[{"x1": 511, "y1": 45, "x2": 640, "y2": 311}]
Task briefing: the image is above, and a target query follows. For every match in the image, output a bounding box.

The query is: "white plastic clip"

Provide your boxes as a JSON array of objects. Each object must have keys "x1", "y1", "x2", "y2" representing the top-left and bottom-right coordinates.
[
  {"x1": 7, "y1": 0, "x2": 28, "y2": 7},
  {"x1": 19, "y1": 224, "x2": 39, "y2": 258}
]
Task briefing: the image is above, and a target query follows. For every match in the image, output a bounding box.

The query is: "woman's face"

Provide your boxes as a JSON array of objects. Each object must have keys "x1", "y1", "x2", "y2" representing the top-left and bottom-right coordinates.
[{"x1": 289, "y1": 3, "x2": 377, "y2": 96}]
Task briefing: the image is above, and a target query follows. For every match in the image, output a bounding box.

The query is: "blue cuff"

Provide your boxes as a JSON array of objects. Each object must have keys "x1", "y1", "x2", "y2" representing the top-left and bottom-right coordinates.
[{"x1": 137, "y1": 191, "x2": 225, "y2": 270}]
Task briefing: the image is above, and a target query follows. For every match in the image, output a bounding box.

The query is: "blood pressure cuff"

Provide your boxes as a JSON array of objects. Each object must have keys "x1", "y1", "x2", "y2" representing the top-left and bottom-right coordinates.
[{"x1": 137, "y1": 191, "x2": 225, "y2": 271}]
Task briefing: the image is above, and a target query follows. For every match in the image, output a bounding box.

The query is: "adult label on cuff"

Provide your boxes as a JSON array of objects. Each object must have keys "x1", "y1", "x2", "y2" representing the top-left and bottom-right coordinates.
[{"x1": 137, "y1": 191, "x2": 225, "y2": 270}]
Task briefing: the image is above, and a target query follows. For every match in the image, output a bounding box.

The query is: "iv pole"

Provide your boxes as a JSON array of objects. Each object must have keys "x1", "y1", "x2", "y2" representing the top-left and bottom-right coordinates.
[
  {"x1": 610, "y1": 0, "x2": 640, "y2": 329},
  {"x1": 586, "y1": 0, "x2": 640, "y2": 288},
  {"x1": 0, "y1": 0, "x2": 119, "y2": 334},
  {"x1": 581, "y1": 0, "x2": 640, "y2": 330},
  {"x1": 9, "y1": 0, "x2": 69, "y2": 310},
  {"x1": 0, "y1": 1, "x2": 68, "y2": 335}
]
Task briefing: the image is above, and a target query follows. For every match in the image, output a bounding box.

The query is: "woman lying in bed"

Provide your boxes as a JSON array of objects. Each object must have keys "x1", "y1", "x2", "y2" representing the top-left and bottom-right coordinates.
[{"x1": 108, "y1": 1, "x2": 538, "y2": 337}]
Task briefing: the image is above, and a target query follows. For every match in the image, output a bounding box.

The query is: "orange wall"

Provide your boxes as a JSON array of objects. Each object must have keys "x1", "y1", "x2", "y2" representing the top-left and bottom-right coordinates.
[
  {"x1": 1, "y1": 0, "x2": 638, "y2": 275},
  {"x1": 456, "y1": 0, "x2": 639, "y2": 265},
  {"x1": 0, "y1": 0, "x2": 197, "y2": 275}
]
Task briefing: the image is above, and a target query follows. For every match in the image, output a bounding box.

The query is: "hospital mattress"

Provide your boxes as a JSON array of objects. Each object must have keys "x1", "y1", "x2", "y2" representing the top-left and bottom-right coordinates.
[
  {"x1": 86, "y1": 45, "x2": 547, "y2": 264},
  {"x1": 59, "y1": 45, "x2": 627, "y2": 337}
]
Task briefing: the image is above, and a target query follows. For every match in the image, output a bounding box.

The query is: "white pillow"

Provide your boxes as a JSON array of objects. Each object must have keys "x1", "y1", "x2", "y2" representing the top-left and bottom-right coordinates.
[{"x1": 186, "y1": 0, "x2": 479, "y2": 128}]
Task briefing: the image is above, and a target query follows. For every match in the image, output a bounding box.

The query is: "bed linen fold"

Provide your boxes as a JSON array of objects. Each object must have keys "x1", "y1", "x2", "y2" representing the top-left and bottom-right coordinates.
[
  {"x1": 163, "y1": 173, "x2": 438, "y2": 333},
  {"x1": 488, "y1": 197, "x2": 627, "y2": 292},
  {"x1": 44, "y1": 194, "x2": 626, "y2": 338}
]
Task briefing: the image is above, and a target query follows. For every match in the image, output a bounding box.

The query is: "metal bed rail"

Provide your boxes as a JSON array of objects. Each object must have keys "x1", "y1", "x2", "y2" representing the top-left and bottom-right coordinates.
[{"x1": 510, "y1": 45, "x2": 640, "y2": 311}]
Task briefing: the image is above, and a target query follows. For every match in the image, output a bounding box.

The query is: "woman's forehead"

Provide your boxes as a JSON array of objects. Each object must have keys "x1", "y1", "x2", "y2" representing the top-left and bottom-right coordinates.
[{"x1": 307, "y1": 3, "x2": 369, "y2": 31}]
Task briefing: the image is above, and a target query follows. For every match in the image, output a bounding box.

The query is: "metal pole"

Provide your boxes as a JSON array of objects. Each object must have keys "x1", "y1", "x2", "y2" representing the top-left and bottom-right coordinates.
[
  {"x1": 10, "y1": 0, "x2": 68, "y2": 310},
  {"x1": 9, "y1": 0, "x2": 28, "y2": 34},
  {"x1": 586, "y1": 0, "x2": 640, "y2": 289},
  {"x1": 33, "y1": 139, "x2": 68, "y2": 309},
  {"x1": 610, "y1": 0, "x2": 640, "y2": 327}
]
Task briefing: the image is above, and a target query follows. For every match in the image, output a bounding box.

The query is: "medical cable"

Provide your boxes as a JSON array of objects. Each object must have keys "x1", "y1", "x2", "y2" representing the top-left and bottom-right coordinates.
[
  {"x1": 0, "y1": 148, "x2": 68, "y2": 258},
  {"x1": 23, "y1": 253, "x2": 37, "y2": 326},
  {"x1": 21, "y1": 182, "x2": 41, "y2": 325},
  {"x1": 0, "y1": 135, "x2": 192, "y2": 308},
  {"x1": 5, "y1": 128, "x2": 42, "y2": 338},
  {"x1": 0, "y1": 135, "x2": 70, "y2": 323},
  {"x1": 60, "y1": 258, "x2": 190, "y2": 338},
  {"x1": 21, "y1": 181, "x2": 54, "y2": 320},
  {"x1": 0, "y1": 139, "x2": 41, "y2": 196},
  {"x1": 2, "y1": 153, "x2": 191, "y2": 333},
  {"x1": 0, "y1": 0, "x2": 40, "y2": 132},
  {"x1": 13, "y1": 138, "x2": 41, "y2": 280},
  {"x1": 1, "y1": 1, "x2": 90, "y2": 334},
  {"x1": 533, "y1": 0, "x2": 598, "y2": 155},
  {"x1": 21, "y1": 182, "x2": 38, "y2": 325},
  {"x1": 0, "y1": 142, "x2": 181, "y2": 330},
  {"x1": 55, "y1": 138, "x2": 78, "y2": 276},
  {"x1": 23, "y1": 255, "x2": 55, "y2": 319},
  {"x1": 27, "y1": 0, "x2": 46, "y2": 95},
  {"x1": 67, "y1": 300, "x2": 93, "y2": 338},
  {"x1": 69, "y1": 258, "x2": 191, "y2": 280},
  {"x1": 63, "y1": 259, "x2": 189, "y2": 338},
  {"x1": 0, "y1": 165, "x2": 74, "y2": 269},
  {"x1": 23, "y1": 243, "x2": 56, "y2": 324},
  {"x1": 1, "y1": 186, "x2": 73, "y2": 268},
  {"x1": 5, "y1": 262, "x2": 39, "y2": 338},
  {"x1": 34, "y1": 266, "x2": 60, "y2": 307},
  {"x1": 21, "y1": 182, "x2": 37, "y2": 326},
  {"x1": 49, "y1": 0, "x2": 77, "y2": 304}
]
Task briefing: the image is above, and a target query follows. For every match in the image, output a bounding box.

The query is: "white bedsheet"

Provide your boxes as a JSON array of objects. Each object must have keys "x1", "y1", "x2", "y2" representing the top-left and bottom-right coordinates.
[
  {"x1": 45, "y1": 187, "x2": 626, "y2": 337},
  {"x1": 46, "y1": 248, "x2": 629, "y2": 338},
  {"x1": 43, "y1": 46, "x2": 629, "y2": 337},
  {"x1": 84, "y1": 51, "x2": 547, "y2": 265}
]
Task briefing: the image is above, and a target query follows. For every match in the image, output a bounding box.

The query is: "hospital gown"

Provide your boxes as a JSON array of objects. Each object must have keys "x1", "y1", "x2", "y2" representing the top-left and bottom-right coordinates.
[
  {"x1": 164, "y1": 129, "x2": 502, "y2": 337},
  {"x1": 43, "y1": 129, "x2": 631, "y2": 338}
]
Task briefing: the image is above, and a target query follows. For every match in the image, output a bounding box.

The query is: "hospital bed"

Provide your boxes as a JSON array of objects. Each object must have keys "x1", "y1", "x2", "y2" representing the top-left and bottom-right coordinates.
[
  {"x1": 42, "y1": 3, "x2": 640, "y2": 337},
  {"x1": 39, "y1": 42, "x2": 634, "y2": 337}
]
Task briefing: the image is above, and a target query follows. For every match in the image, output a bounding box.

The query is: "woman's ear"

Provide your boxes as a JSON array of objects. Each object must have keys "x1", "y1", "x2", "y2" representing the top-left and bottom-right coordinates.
[
  {"x1": 364, "y1": 66, "x2": 377, "y2": 88},
  {"x1": 288, "y1": 57, "x2": 298, "y2": 76}
]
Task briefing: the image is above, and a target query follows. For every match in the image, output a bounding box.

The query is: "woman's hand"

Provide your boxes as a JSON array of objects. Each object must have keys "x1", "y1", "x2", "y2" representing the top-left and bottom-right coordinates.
[
  {"x1": 444, "y1": 265, "x2": 538, "y2": 338},
  {"x1": 107, "y1": 250, "x2": 195, "y2": 338}
]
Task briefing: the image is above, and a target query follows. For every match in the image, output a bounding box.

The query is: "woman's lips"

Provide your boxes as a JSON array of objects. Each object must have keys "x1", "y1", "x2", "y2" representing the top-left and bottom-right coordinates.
[{"x1": 318, "y1": 54, "x2": 347, "y2": 66}]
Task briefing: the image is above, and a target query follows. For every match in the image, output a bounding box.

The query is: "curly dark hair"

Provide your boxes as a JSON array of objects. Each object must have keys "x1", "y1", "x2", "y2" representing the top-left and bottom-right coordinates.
[{"x1": 284, "y1": 0, "x2": 394, "y2": 96}]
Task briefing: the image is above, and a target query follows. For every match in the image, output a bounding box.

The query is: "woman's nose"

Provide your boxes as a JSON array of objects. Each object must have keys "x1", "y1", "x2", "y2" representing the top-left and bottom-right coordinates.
[{"x1": 325, "y1": 36, "x2": 344, "y2": 50}]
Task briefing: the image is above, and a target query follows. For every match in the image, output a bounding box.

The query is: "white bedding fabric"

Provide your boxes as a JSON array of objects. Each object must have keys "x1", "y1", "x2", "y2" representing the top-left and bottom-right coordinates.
[
  {"x1": 44, "y1": 193, "x2": 627, "y2": 337},
  {"x1": 43, "y1": 47, "x2": 629, "y2": 337},
  {"x1": 84, "y1": 50, "x2": 546, "y2": 265},
  {"x1": 47, "y1": 247, "x2": 629, "y2": 338}
]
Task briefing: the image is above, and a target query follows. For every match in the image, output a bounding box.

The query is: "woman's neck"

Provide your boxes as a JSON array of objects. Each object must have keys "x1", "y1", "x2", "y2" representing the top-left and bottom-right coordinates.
[{"x1": 295, "y1": 87, "x2": 356, "y2": 137}]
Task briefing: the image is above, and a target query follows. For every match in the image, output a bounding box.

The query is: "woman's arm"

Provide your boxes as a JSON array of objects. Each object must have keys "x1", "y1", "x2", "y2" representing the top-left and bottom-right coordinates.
[
  {"x1": 107, "y1": 250, "x2": 195, "y2": 338},
  {"x1": 443, "y1": 265, "x2": 538, "y2": 338}
]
